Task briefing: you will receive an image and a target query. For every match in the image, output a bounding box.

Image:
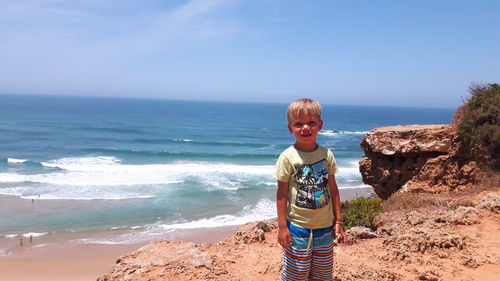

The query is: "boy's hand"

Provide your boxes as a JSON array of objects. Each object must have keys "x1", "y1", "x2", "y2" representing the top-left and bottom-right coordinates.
[
  {"x1": 278, "y1": 226, "x2": 292, "y2": 249},
  {"x1": 335, "y1": 223, "x2": 349, "y2": 244}
]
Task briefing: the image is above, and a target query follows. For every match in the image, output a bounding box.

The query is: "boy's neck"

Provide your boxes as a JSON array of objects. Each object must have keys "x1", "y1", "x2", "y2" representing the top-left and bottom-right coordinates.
[{"x1": 293, "y1": 142, "x2": 318, "y2": 152}]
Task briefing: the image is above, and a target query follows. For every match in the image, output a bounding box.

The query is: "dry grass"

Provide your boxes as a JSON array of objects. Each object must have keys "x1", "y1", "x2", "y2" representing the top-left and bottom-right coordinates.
[
  {"x1": 382, "y1": 171, "x2": 499, "y2": 212},
  {"x1": 447, "y1": 199, "x2": 475, "y2": 209},
  {"x1": 451, "y1": 170, "x2": 499, "y2": 197},
  {"x1": 476, "y1": 169, "x2": 500, "y2": 189},
  {"x1": 382, "y1": 192, "x2": 444, "y2": 212}
]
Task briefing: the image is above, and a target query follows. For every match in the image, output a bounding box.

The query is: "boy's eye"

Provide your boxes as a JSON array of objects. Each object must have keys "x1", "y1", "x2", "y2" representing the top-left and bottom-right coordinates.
[{"x1": 293, "y1": 121, "x2": 316, "y2": 128}]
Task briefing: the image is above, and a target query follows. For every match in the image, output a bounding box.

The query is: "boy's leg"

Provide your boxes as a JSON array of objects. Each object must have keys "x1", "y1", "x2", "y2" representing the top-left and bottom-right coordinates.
[
  {"x1": 309, "y1": 226, "x2": 334, "y2": 281},
  {"x1": 281, "y1": 222, "x2": 312, "y2": 281}
]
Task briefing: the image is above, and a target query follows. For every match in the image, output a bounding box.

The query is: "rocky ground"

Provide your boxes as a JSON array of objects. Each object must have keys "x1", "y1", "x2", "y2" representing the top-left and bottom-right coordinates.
[{"x1": 98, "y1": 189, "x2": 500, "y2": 281}]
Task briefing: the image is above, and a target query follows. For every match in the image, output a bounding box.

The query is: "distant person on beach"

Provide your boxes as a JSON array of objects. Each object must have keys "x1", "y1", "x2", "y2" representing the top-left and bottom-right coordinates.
[{"x1": 275, "y1": 98, "x2": 348, "y2": 281}]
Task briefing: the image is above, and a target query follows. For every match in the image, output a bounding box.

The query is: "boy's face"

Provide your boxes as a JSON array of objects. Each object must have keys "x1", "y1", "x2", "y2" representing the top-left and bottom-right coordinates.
[{"x1": 288, "y1": 113, "x2": 323, "y2": 148}]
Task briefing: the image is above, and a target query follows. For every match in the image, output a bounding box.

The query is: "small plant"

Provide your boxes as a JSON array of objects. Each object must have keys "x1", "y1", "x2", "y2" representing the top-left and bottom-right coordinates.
[
  {"x1": 341, "y1": 197, "x2": 383, "y2": 230},
  {"x1": 454, "y1": 83, "x2": 500, "y2": 169}
]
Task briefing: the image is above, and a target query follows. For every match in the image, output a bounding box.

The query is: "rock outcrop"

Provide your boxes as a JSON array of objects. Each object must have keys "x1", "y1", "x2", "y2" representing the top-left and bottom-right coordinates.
[{"x1": 359, "y1": 125, "x2": 480, "y2": 199}]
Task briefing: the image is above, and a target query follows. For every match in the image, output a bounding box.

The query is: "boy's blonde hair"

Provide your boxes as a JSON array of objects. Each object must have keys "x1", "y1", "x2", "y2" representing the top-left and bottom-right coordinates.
[{"x1": 286, "y1": 98, "x2": 322, "y2": 123}]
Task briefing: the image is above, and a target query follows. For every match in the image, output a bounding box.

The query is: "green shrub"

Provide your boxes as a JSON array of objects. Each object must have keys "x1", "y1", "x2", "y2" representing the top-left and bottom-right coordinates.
[
  {"x1": 454, "y1": 83, "x2": 500, "y2": 169},
  {"x1": 340, "y1": 197, "x2": 383, "y2": 230}
]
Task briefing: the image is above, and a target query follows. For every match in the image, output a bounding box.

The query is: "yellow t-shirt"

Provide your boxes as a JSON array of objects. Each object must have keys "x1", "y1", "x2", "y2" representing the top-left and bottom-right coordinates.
[{"x1": 275, "y1": 145, "x2": 339, "y2": 229}]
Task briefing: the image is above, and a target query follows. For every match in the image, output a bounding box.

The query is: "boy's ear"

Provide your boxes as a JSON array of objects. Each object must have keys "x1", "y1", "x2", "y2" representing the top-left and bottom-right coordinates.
[
  {"x1": 287, "y1": 123, "x2": 293, "y2": 133},
  {"x1": 318, "y1": 120, "x2": 323, "y2": 131}
]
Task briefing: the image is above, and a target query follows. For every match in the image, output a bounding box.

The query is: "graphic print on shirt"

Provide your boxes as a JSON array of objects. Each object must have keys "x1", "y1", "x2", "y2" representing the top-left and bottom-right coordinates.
[{"x1": 293, "y1": 159, "x2": 330, "y2": 209}]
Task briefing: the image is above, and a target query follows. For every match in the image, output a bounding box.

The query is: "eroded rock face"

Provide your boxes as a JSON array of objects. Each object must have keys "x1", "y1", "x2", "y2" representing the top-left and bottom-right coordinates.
[
  {"x1": 359, "y1": 125, "x2": 478, "y2": 199},
  {"x1": 360, "y1": 125, "x2": 453, "y2": 155}
]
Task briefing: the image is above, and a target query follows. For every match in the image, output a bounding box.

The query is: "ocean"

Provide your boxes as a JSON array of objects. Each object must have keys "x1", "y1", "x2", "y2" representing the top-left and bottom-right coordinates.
[{"x1": 0, "y1": 94, "x2": 455, "y2": 254}]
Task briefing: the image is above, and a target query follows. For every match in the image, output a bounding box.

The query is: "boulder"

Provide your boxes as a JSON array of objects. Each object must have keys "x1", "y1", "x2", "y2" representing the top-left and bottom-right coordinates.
[
  {"x1": 346, "y1": 226, "x2": 380, "y2": 241},
  {"x1": 436, "y1": 206, "x2": 480, "y2": 225},
  {"x1": 359, "y1": 125, "x2": 479, "y2": 199},
  {"x1": 476, "y1": 193, "x2": 500, "y2": 213},
  {"x1": 230, "y1": 220, "x2": 275, "y2": 244}
]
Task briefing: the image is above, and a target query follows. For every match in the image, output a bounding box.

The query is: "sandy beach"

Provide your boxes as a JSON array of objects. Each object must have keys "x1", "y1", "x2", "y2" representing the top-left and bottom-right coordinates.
[
  {"x1": 0, "y1": 187, "x2": 373, "y2": 281},
  {"x1": 0, "y1": 225, "x2": 240, "y2": 281}
]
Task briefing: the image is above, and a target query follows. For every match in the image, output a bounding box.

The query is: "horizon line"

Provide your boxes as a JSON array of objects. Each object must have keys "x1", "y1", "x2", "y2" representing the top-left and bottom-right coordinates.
[{"x1": 0, "y1": 92, "x2": 459, "y2": 110}]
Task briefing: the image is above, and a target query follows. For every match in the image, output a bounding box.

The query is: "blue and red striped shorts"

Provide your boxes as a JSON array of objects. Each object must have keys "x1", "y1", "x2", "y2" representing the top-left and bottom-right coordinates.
[{"x1": 281, "y1": 221, "x2": 334, "y2": 281}]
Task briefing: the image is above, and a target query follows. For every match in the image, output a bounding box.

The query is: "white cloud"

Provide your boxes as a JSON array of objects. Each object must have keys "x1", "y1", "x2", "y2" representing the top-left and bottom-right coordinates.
[
  {"x1": 0, "y1": 0, "x2": 242, "y2": 54},
  {"x1": 0, "y1": 0, "x2": 243, "y2": 78}
]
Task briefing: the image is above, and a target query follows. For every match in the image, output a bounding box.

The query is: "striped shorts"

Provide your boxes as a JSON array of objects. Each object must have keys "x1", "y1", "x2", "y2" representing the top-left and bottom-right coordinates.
[{"x1": 281, "y1": 221, "x2": 334, "y2": 281}]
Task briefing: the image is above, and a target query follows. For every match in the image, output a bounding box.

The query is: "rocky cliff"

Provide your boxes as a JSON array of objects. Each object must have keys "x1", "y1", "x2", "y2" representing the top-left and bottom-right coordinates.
[{"x1": 359, "y1": 125, "x2": 480, "y2": 199}]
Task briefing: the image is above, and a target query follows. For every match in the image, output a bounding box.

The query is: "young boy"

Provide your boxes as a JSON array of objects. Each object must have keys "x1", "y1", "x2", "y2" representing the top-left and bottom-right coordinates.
[{"x1": 275, "y1": 98, "x2": 348, "y2": 281}]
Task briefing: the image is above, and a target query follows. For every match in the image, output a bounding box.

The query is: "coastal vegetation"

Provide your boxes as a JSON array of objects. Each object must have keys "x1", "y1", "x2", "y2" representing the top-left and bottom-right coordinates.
[
  {"x1": 340, "y1": 197, "x2": 383, "y2": 230},
  {"x1": 454, "y1": 83, "x2": 500, "y2": 169}
]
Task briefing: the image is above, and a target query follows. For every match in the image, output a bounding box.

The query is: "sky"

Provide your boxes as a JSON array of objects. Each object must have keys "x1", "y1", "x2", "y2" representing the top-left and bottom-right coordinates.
[{"x1": 0, "y1": 0, "x2": 499, "y2": 108}]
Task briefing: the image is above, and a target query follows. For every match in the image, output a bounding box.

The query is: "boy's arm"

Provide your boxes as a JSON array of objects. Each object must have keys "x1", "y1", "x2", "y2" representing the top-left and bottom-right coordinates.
[
  {"x1": 277, "y1": 180, "x2": 291, "y2": 249},
  {"x1": 328, "y1": 174, "x2": 349, "y2": 243}
]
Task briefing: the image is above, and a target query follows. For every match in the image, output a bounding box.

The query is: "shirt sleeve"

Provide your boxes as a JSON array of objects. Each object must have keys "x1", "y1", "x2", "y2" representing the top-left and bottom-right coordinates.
[
  {"x1": 275, "y1": 154, "x2": 293, "y2": 182},
  {"x1": 327, "y1": 149, "x2": 339, "y2": 175}
]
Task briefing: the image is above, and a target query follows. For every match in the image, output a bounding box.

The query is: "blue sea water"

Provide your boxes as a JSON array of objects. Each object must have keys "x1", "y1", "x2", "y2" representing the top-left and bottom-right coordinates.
[{"x1": 0, "y1": 95, "x2": 455, "y2": 249}]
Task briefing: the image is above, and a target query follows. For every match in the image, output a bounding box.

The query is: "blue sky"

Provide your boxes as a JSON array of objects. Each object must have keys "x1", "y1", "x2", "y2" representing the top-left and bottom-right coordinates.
[{"x1": 0, "y1": 0, "x2": 499, "y2": 107}]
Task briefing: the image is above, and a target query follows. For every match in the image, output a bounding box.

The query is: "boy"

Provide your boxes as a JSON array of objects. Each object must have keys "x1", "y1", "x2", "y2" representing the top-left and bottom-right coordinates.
[{"x1": 275, "y1": 98, "x2": 348, "y2": 281}]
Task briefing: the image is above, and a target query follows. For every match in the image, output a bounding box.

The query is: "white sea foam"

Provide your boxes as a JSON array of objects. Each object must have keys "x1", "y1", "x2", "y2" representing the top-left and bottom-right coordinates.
[
  {"x1": 0, "y1": 182, "x2": 159, "y2": 200},
  {"x1": 172, "y1": 138, "x2": 194, "y2": 142},
  {"x1": 257, "y1": 182, "x2": 275, "y2": 186},
  {"x1": 23, "y1": 194, "x2": 155, "y2": 200},
  {"x1": 158, "y1": 198, "x2": 276, "y2": 230},
  {"x1": 0, "y1": 156, "x2": 273, "y2": 186},
  {"x1": 333, "y1": 161, "x2": 364, "y2": 187},
  {"x1": 337, "y1": 166, "x2": 360, "y2": 177},
  {"x1": 83, "y1": 239, "x2": 124, "y2": 245},
  {"x1": 22, "y1": 232, "x2": 48, "y2": 237},
  {"x1": 319, "y1": 130, "x2": 368, "y2": 136},
  {"x1": 0, "y1": 156, "x2": 274, "y2": 199},
  {"x1": 32, "y1": 243, "x2": 49, "y2": 248},
  {"x1": 71, "y1": 199, "x2": 277, "y2": 245},
  {"x1": 338, "y1": 184, "x2": 372, "y2": 189},
  {"x1": 7, "y1": 158, "x2": 27, "y2": 163},
  {"x1": 41, "y1": 156, "x2": 121, "y2": 169},
  {"x1": 0, "y1": 155, "x2": 362, "y2": 200},
  {"x1": 1, "y1": 232, "x2": 48, "y2": 238},
  {"x1": 110, "y1": 225, "x2": 144, "y2": 230}
]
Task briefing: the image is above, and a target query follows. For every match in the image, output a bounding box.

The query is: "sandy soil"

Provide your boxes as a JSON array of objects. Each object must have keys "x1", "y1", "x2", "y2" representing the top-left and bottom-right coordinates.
[{"x1": 0, "y1": 243, "x2": 139, "y2": 281}]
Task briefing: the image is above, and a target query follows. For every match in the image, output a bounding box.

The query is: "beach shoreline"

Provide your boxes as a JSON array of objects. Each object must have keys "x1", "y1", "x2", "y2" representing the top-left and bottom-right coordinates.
[{"x1": 0, "y1": 187, "x2": 373, "y2": 281}]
